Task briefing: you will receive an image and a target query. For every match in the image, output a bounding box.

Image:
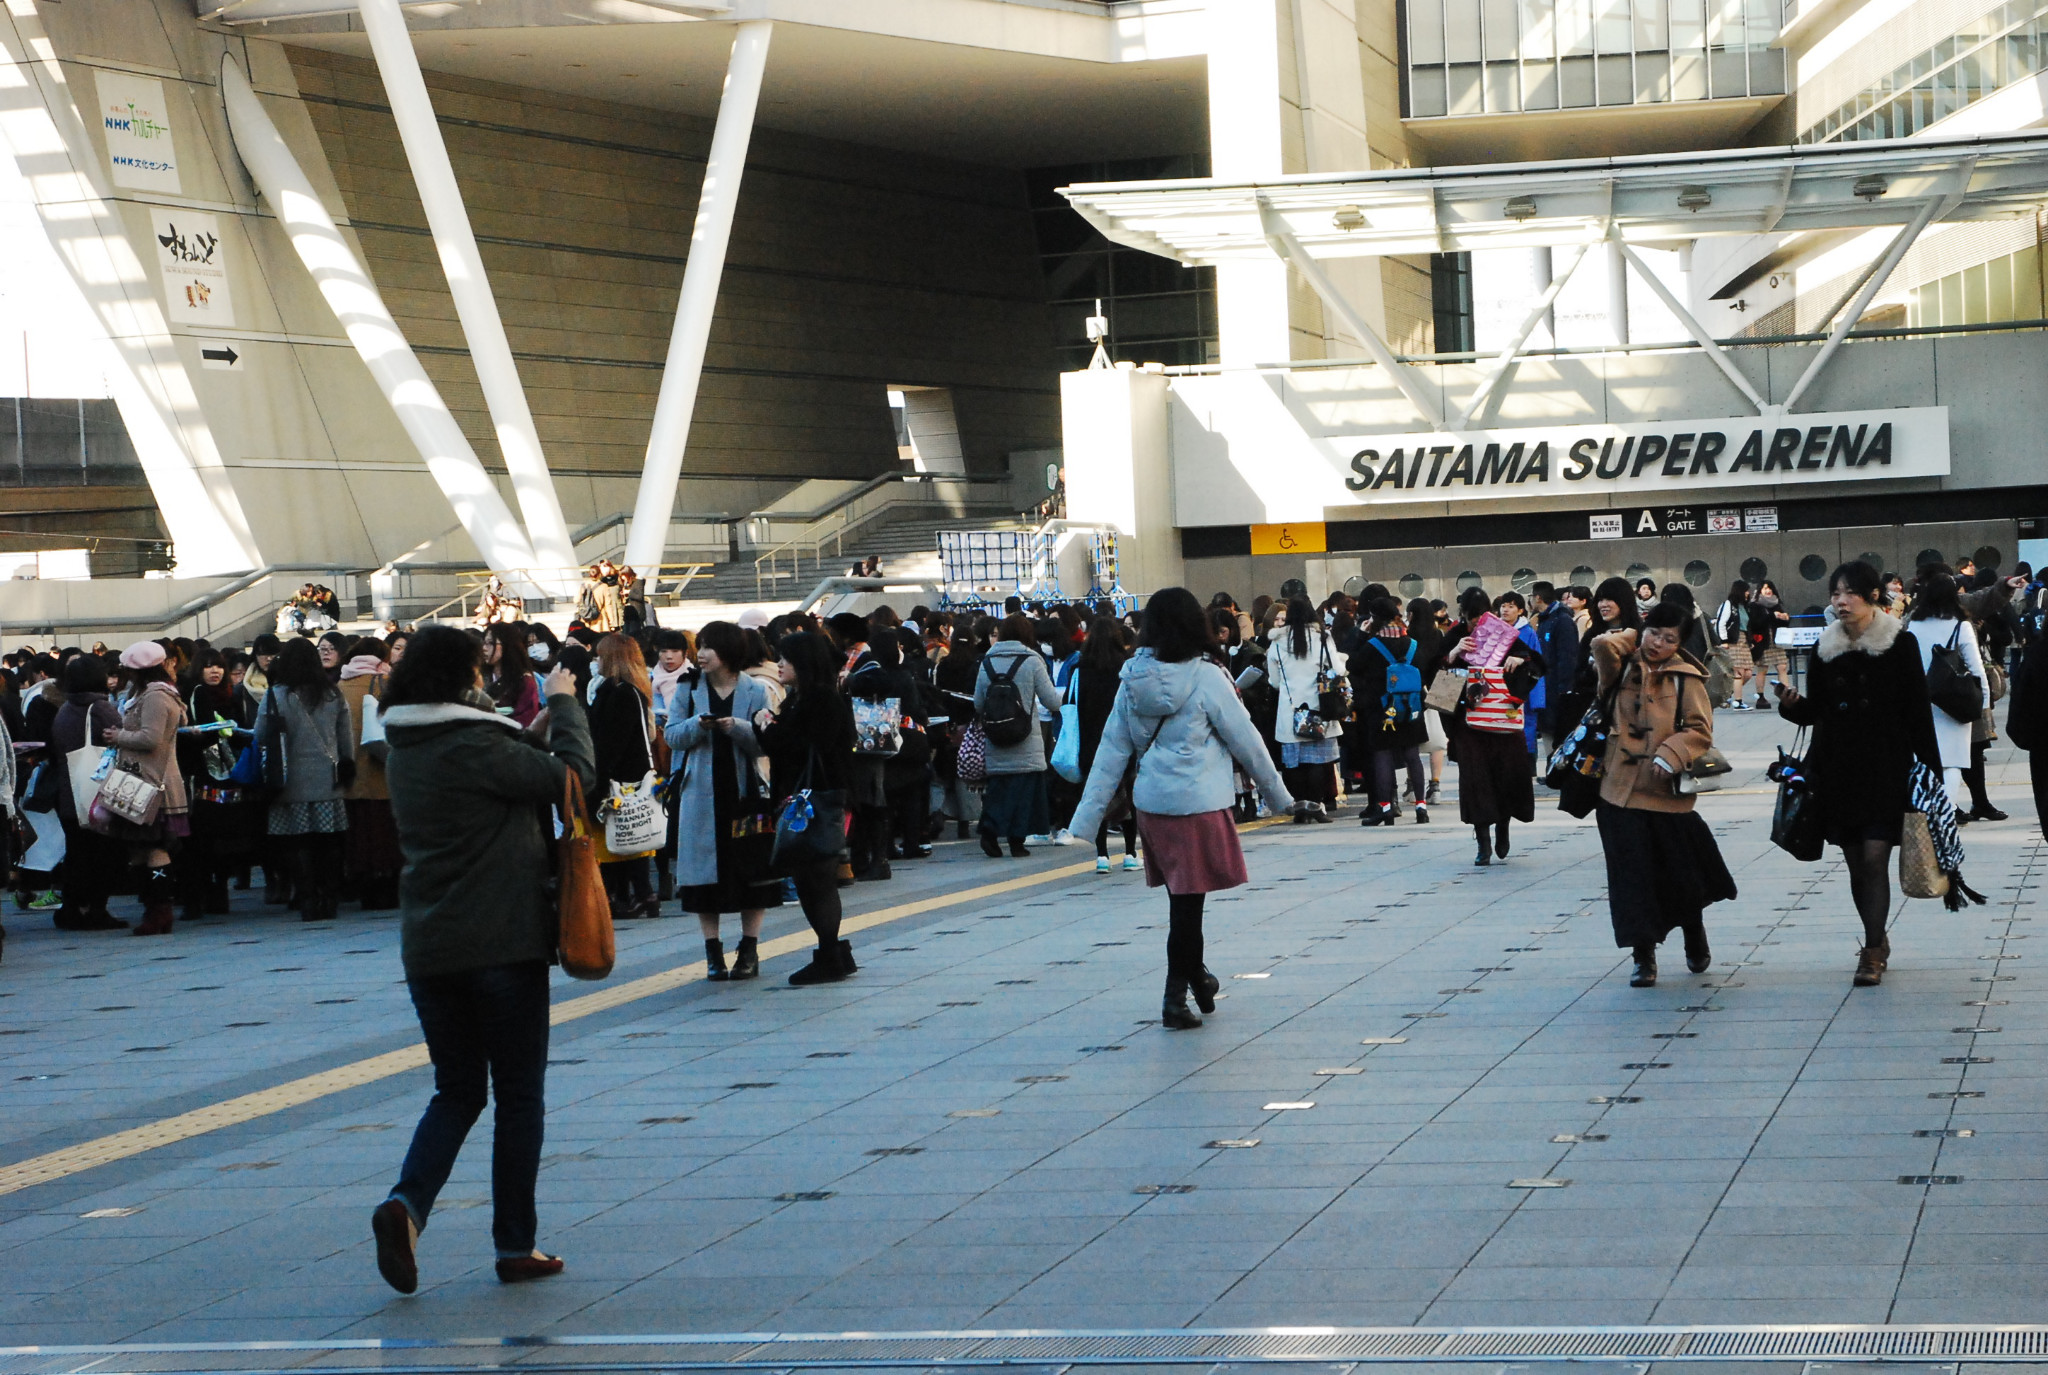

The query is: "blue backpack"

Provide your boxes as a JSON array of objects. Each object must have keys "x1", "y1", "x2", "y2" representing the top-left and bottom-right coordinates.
[{"x1": 1369, "y1": 637, "x2": 1423, "y2": 725}]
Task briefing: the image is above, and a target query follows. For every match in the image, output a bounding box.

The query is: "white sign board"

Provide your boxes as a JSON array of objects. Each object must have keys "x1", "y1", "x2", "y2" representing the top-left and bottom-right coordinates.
[
  {"x1": 153, "y1": 211, "x2": 235, "y2": 326},
  {"x1": 1166, "y1": 370, "x2": 1951, "y2": 526},
  {"x1": 1330, "y1": 408, "x2": 1947, "y2": 507},
  {"x1": 95, "y1": 71, "x2": 181, "y2": 193}
]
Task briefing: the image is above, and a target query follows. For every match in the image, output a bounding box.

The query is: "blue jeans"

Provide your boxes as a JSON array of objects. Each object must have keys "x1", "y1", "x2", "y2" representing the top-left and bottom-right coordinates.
[{"x1": 390, "y1": 960, "x2": 550, "y2": 1257}]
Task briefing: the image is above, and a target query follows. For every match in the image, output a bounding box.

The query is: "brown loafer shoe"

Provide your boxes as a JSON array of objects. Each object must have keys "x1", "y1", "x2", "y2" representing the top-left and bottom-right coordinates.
[
  {"x1": 495, "y1": 1252, "x2": 565, "y2": 1283},
  {"x1": 1853, "y1": 941, "x2": 1890, "y2": 987}
]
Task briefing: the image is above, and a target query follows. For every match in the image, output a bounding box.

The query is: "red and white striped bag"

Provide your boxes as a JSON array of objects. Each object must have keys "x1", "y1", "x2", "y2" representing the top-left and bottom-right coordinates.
[{"x1": 1464, "y1": 665, "x2": 1526, "y2": 735}]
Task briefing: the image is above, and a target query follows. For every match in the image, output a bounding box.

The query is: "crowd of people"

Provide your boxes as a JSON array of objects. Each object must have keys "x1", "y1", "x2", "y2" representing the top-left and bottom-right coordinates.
[{"x1": 1, "y1": 554, "x2": 2043, "y2": 1293}]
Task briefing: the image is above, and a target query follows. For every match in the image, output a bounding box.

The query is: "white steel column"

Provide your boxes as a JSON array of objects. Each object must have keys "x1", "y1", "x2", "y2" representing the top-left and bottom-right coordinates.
[
  {"x1": 625, "y1": 20, "x2": 773, "y2": 572},
  {"x1": 1780, "y1": 189, "x2": 1949, "y2": 412},
  {"x1": 356, "y1": 0, "x2": 574, "y2": 588},
  {"x1": 1609, "y1": 228, "x2": 1769, "y2": 415},
  {"x1": 220, "y1": 58, "x2": 542, "y2": 589}
]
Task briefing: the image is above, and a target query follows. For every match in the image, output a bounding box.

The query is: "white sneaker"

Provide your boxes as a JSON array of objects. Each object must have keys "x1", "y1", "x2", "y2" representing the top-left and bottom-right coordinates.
[
  {"x1": 1027, "y1": 833, "x2": 1053, "y2": 845},
  {"x1": 1123, "y1": 854, "x2": 1142, "y2": 872},
  {"x1": 1095, "y1": 856, "x2": 1111, "y2": 873}
]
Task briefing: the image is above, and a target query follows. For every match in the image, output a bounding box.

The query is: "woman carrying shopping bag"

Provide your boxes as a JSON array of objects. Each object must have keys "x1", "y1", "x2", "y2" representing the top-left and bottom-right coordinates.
[
  {"x1": 1065, "y1": 588, "x2": 1301, "y2": 1030},
  {"x1": 1591, "y1": 602, "x2": 1737, "y2": 987}
]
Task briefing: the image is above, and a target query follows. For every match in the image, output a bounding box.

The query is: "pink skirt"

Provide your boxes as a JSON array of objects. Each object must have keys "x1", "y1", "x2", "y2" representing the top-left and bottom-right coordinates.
[{"x1": 1136, "y1": 808, "x2": 1248, "y2": 894}]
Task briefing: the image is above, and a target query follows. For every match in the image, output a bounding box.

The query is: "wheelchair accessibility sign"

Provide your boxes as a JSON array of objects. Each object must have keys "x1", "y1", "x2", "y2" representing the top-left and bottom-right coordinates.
[{"x1": 1251, "y1": 522, "x2": 1327, "y2": 556}]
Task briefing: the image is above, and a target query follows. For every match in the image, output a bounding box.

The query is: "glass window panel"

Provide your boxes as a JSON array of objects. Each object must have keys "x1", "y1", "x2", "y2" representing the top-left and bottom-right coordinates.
[
  {"x1": 1964, "y1": 263, "x2": 1989, "y2": 322},
  {"x1": 1560, "y1": 0, "x2": 1596, "y2": 54},
  {"x1": 1990, "y1": 254, "x2": 2015, "y2": 321},
  {"x1": 1668, "y1": 0, "x2": 1705, "y2": 47},
  {"x1": 1709, "y1": 45, "x2": 1748, "y2": 95},
  {"x1": 1447, "y1": 0, "x2": 1483, "y2": 61},
  {"x1": 1598, "y1": 51, "x2": 1634, "y2": 100},
  {"x1": 1485, "y1": 0, "x2": 1520, "y2": 60},
  {"x1": 1637, "y1": 49, "x2": 1671, "y2": 98},
  {"x1": 1486, "y1": 60, "x2": 1522, "y2": 107},
  {"x1": 1635, "y1": 0, "x2": 1669, "y2": 51},
  {"x1": 1597, "y1": 0, "x2": 1632, "y2": 51},
  {"x1": 1411, "y1": 64, "x2": 1449, "y2": 115},
  {"x1": 1672, "y1": 50, "x2": 1708, "y2": 97},
  {"x1": 1519, "y1": 0, "x2": 1557, "y2": 59},
  {"x1": 1745, "y1": 0, "x2": 1778, "y2": 42},
  {"x1": 1706, "y1": 0, "x2": 1742, "y2": 46},
  {"x1": 1939, "y1": 273, "x2": 1961, "y2": 325},
  {"x1": 1749, "y1": 45, "x2": 1785, "y2": 93},
  {"x1": 1562, "y1": 52, "x2": 1598, "y2": 102},
  {"x1": 1448, "y1": 61, "x2": 1485, "y2": 112},
  {"x1": 1523, "y1": 57, "x2": 1561, "y2": 105},
  {"x1": 1410, "y1": 0, "x2": 1446, "y2": 64},
  {"x1": 1907, "y1": 284, "x2": 1927, "y2": 330}
]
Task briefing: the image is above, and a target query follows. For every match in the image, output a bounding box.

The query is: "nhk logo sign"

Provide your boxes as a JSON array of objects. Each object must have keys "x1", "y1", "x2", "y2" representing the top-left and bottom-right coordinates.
[{"x1": 95, "y1": 71, "x2": 181, "y2": 193}]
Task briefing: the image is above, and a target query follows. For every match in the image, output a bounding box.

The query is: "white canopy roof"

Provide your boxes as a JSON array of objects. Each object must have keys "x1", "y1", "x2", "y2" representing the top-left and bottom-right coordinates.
[{"x1": 1059, "y1": 132, "x2": 2048, "y2": 263}]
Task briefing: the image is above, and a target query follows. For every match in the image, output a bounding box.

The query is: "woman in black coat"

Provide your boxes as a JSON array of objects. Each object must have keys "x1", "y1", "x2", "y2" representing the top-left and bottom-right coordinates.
[
  {"x1": 755, "y1": 632, "x2": 859, "y2": 984},
  {"x1": 1775, "y1": 561, "x2": 1942, "y2": 987},
  {"x1": 1074, "y1": 615, "x2": 1137, "y2": 869},
  {"x1": 1350, "y1": 597, "x2": 1431, "y2": 826}
]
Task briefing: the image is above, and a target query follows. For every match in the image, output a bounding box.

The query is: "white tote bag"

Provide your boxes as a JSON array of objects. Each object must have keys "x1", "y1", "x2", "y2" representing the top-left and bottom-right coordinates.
[{"x1": 601, "y1": 706, "x2": 667, "y2": 854}]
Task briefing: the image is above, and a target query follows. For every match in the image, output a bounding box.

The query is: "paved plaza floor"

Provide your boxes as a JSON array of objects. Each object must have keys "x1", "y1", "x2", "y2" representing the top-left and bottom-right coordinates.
[{"x1": 0, "y1": 710, "x2": 2043, "y2": 1345}]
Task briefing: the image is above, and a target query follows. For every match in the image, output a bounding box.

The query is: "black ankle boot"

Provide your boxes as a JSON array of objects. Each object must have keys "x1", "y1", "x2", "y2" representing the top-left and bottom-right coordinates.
[
  {"x1": 1009, "y1": 838, "x2": 1030, "y2": 858},
  {"x1": 836, "y1": 939, "x2": 857, "y2": 975},
  {"x1": 1494, "y1": 823, "x2": 1511, "y2": 859},
  {"x1": 1162, "y1": 975, "x2": 1202, "y2": 1029},
  {"x1": 1629, "y1": 947, "x2": 1658, "y2": 987},
  {"x1": 1474, "y1": 830, "x2": 1491, "y2": 866},
  {"x1": 704, "y1": 938, "x2": 729, "y2": 981},
  {"x1": 728, "y1": 937, "x2": 759, "y2": 980},
  {"x1": 1192, "y1": 966, "x2": 1219, "y2": 1014},
  {"x1": 980, "y1": 831, "x2": 1002, "y2": 858},
  {"x1": 788, "y1": 944, "x2": 848, "y2": 986},
  {"x1": 1683, "y1": 925, "x2": 1712, "y2": 974}
]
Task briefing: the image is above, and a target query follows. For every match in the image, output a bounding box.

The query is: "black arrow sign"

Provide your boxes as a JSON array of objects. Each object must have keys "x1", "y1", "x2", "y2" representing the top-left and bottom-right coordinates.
[{"x1": 201, "y1": 345, "x2": 239, "y2": 366}]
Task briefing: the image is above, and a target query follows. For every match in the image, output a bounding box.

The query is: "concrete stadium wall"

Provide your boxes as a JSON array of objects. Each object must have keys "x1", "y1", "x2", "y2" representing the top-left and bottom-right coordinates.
[{"x1": 9, "y1": 0, "x2": 1062, "y2": 574}]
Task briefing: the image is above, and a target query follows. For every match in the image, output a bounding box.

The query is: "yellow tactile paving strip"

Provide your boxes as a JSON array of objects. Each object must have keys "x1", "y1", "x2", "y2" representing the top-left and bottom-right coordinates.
[{"x1": 0, "y1": 857, "x2": 1104, "y2": 1199}]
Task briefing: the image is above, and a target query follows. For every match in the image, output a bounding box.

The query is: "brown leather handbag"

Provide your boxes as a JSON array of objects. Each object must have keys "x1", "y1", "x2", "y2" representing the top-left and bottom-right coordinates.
[{"x1": 556, "y1": 769, "x2": 615, "y2": 980}]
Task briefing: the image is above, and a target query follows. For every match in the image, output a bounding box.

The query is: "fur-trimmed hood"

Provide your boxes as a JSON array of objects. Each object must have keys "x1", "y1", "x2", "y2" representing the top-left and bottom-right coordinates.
[{"x1": 1816, "y1": 609, "x2": 1903, "y2": 662}]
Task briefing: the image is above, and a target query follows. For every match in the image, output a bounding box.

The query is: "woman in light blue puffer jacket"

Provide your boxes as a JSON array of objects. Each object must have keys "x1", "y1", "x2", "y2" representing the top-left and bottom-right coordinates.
[{"x1": 1067, "y1": 588, "x2": 1300, "y2": 1030}]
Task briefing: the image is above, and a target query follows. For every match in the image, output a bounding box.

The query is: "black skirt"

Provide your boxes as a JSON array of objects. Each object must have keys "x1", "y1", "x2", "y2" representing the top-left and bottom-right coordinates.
[
  {"x1": 1596, "y1": 803, "x2": 1738, "y2": 948},
  {"x1": 1452, "y1": 724, "x2": 1535, "y2": 826},
  {"x1": 980, "y1": 771, "x2": 1049, "y2": 839}
]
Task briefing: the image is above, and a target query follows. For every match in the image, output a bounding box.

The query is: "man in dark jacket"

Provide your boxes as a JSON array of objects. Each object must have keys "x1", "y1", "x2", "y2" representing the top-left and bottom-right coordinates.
[
  {"x1": 372, "y1": 628, "x2": 595, "y2": 1296},
  {"x1": 1531, "y1": 582, "x2": 1580, "y2": 748}
]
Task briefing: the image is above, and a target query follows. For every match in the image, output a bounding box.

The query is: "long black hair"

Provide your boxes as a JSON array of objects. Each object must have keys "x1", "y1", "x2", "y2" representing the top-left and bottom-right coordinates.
[
  {"x1": 775, "y1": 631, "x2": 841, "y2": 704},
  {"x1": 269, "y1": 637, "x2": 335, "y2": 710},
  {"x1": 1140, "y1": 587, "x2": 1217, "y2": 664},
  {"x1": 1284, "y1": 594, "x2": 1316, "y2": 659},
  {"x1": 1079, "y1": 616, "x2": 1130, "y2": 676}
]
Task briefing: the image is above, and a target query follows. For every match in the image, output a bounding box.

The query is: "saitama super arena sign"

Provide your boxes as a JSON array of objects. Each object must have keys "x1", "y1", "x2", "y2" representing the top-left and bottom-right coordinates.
[{"x1": 1332, "y1": 407, "x2": 1949, "y2": 507}]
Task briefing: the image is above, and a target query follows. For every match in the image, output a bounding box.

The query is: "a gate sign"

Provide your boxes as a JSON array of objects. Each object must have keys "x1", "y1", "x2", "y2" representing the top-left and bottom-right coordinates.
[{"x1": 1331, "y1": 407, "x2": 1947, "y2": 507}]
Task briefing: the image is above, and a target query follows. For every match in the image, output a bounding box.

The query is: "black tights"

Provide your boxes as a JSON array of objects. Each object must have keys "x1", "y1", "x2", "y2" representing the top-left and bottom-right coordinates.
[
  {"x1": 1166, "y1": 892, "x2": 1206, "y2": 984},
  {"x1": 1841, "y1": 839, "x2": 1893, "y2": 947},
  {"x1": 792, "y1": 855, "x2": 842, "y2": 948},
  {"x1": 1962, "y1": 741, "x2": 1993, "y2": 813}
]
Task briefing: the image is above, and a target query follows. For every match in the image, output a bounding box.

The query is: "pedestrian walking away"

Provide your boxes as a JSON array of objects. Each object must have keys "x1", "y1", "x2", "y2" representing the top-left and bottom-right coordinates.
[
  {"x1": 1774, "y1": 561, "x2": 1943, "y2": 986},
  {"x1": 972, "y1": 614, "x2": 1062, "y2": 857},
  {"x1": 254, "y1": 638, "x2": 354, "y2": 924},
  {"x1": 1591, "y1": 602, "x2": 1737, "y2": 987},
  {"x1": 1268, "y1": 593, "x2": 1342, "y2": 819},
  {"x1": 1066, "y1": 587, "x2": 1301, "y2": 1031},
  {"x1": 372, "y1": 626, "x2": 594, "y2": 1294}
]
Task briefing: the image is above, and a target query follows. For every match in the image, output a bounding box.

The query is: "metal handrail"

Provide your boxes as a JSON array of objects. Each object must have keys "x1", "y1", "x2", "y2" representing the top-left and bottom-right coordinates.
[{"x1": 752, "y1": 473, "x2": 1005, "y2": 599}]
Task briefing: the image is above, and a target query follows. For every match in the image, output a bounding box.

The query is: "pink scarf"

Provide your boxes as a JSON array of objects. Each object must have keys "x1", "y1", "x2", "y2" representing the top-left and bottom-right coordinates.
[{"x1": 339, "y1": 655, "x2": 388, "y2": 681}]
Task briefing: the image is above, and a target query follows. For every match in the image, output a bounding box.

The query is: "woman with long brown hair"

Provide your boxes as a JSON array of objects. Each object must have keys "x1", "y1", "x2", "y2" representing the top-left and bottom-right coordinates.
[{"x1": 591, "y1": 633, "x2": 660, "y2": 920}]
